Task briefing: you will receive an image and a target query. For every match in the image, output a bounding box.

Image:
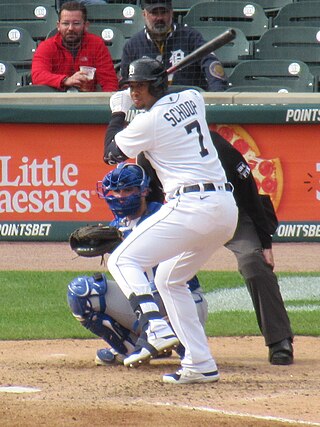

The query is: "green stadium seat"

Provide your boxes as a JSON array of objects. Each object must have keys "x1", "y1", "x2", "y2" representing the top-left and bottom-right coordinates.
[
  {"x1": 213, "y1": 0, "x2": 294, "y2": 18},
  {"x1": 189, "y1": 25, "x2": 252, "y2": 67},
  {"x1": 0, "y1": 0, "x2": 56, "y2": 4},
  {"x1": 0, "y1": 26, "x2": 37, "y2": 65},
  {"x1": 88, "y1": 24, "x2": 126, "y2": 65},
  {"x1": 226, "y1": 85, "x2": 293, "y2": 92},
  {"x1": 0, "y1": 25, "x2": 37, "y2": 86},
  {"x1": 0, "y1": 61, "x2": 22, "y2": 92},
  {"x1": 227, "y1": 59, "x2": 315, "y2": 92},
  {"x1": 86, "y1": 4, "x2": 144, "y2": 39},
  {"x1": 183, "y1": 1, "x2": 269, "y2": 41},
  {"x1": 273, "y1": 2, "x2": 320, "y2": 28},
  {"x1": 0, "y1": 4, "x2": 58, "y2": 42},
  {"x1": 171, "y1": 0, "x2": 207, "y2": 23},
  {"x1": 253, "y1": 26, "x2": 320, "y2": 90},
  {"x1": 15, "y1": 84, "x2": 59, "y2": 92}
]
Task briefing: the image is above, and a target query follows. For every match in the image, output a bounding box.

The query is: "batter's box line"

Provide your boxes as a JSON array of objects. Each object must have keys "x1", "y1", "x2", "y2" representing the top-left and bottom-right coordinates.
[{"x1": 152, "y1": 402, "x2": 320, "y2": 426}]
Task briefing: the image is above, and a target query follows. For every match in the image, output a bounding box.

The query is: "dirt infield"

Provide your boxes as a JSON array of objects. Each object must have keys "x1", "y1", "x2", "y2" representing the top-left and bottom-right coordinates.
[
  {"x1": 1, "y1": 241, "x2": 319, "y2": 272},
  {"x1": 0, "y1": 242, "x2": 319, "y2": 426}
]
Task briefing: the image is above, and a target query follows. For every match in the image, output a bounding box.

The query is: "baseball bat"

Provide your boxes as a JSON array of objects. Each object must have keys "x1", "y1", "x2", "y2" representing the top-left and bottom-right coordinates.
[{"x1": 166, "y1": 28, "x2": 236, "y2": 75}]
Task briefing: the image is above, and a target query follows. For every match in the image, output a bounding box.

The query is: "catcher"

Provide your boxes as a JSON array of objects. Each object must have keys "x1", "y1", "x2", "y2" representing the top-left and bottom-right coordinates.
[{"x1": 67, "y1": 163, "x2": 208, "y2": 364}]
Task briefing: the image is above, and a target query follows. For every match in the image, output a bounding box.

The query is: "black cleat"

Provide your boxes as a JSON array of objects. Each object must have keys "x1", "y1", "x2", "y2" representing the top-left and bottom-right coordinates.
[{"x1": 269, "y1": 338, "x2": 294, "y2": 365}]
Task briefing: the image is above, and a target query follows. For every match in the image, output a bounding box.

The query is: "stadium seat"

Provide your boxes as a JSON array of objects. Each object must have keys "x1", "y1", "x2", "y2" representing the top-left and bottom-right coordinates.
[
  {"x1": 0, "y1": 4, "x2": 58, "y2": 42},
  {"x1": 246, "y1": 0, "x2": 293, "y2": 9},
  {"x1": 273, "y1": 2, "x2": 320, "y2": 28},
  {"x1": 253, "y1": 26, "x2": 320, "y2": 89},
  {"x1": 86, "y1": 4, "x2": 144, "y2": 39},
  {"x1": 0, "y1": 0, "x2": 56, "y2": 4},
  {"x1": 0, "y1": 26, "x2": 37, "y2": 68},
  {"x1": 15, "y1": 84, "x2": 59, "y2": 92},
  {"x1": 183, "y1": 1, "x2": 269, "y2": 41},
  {"x1": 0, "y1": 61, "x2": 22, "y2": 92},
  {"x1": 226, "y1": 85, "x2": 293, "y2": 92},
  {"x1": 88, "y1": 24, "x2": 126, "y2": 65},
  {"x1": 227, "y1": 59, "x2": 315, "y2": 92},
  {"x1": 171, "y1": 0, "x2": 207, "y2": 23},
  {"x1": 254, "y1": 26, "x2": 320, "y2": 63},
  {"x1": 216, "y1": 0, "x2": 293, "y2": 18},
  {"x1": 189, "y1": 26, "x2": 252, "y2": 69},
  {"x1": 0, "y1": 26, "x2": 37, "y2": 86}
]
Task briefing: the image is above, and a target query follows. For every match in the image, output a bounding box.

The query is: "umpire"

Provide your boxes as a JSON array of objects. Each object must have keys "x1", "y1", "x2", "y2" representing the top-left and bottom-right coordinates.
[{"x1": 140, "y1": 130, "x2": 294, "y2": 365}]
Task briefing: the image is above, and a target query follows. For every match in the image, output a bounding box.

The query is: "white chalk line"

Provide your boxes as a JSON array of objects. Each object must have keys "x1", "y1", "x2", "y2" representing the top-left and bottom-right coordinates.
[
  {"x1": 152, "y1": 402, "x2": 320, "y2": 426},
  {"x1": 0, "y1": 386, "x2": 41, "y2": 393},
  {"x1": 207, "y1": 276, "x2": 320, "y2": 313}
]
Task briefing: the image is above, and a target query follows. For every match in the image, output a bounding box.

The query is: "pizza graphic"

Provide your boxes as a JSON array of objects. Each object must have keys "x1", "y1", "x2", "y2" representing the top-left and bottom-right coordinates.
[{"x1": 210, "y1": 124, "x2": 283, "y2": 210}]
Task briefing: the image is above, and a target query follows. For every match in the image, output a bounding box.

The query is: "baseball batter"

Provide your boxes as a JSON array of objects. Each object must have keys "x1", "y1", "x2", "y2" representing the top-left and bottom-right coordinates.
[{"x1": 104, "y1": 58, "x2": 238, "y2": 384}]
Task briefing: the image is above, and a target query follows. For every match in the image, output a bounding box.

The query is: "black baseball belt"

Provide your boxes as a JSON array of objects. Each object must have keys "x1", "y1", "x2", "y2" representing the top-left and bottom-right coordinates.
[{"x1": 176, "y1": 183, "x2": 233, "y2": 195}]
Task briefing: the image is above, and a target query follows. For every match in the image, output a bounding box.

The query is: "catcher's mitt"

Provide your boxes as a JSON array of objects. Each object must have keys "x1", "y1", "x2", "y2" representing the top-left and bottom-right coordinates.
[{"x1": 69, "y1": 224, "x2": 123, "y2": 258}]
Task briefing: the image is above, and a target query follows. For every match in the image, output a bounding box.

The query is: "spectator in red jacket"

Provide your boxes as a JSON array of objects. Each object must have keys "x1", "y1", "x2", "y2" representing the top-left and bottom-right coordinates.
[{"x1": 32, "y1": 1, "x2": 118, "y2": 92}]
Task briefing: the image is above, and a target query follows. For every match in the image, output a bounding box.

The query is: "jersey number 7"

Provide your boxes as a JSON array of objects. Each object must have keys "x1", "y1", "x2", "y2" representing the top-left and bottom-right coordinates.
[{"x1": 185, "y1": 120, "x2": 209, "y2": 158}]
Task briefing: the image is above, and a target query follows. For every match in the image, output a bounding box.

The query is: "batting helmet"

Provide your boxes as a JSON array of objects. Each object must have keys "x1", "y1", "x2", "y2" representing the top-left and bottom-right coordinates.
[
  {"x1": 123, "y1": 57, "x2": 168, "y2": 98},
  {"x1": 97, "y1": 163, "x2": 150, "y2": 218}
]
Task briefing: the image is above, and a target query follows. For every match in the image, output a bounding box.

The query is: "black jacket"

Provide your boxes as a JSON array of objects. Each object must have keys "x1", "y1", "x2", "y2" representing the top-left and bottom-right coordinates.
[{"x1": 120, "y1": 24, "x2": 227, "y2": 92}]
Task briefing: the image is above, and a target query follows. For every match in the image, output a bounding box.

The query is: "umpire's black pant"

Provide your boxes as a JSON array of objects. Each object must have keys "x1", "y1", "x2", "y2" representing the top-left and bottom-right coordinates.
[{"x1": 225, "y1": 210, "x2": 293, "y2": 346}]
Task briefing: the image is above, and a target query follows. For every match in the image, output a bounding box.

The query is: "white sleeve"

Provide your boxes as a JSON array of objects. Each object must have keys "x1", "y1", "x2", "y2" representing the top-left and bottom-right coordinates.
[{"x1": 115, "y1": 112, "x2": 155, "y2": 159}]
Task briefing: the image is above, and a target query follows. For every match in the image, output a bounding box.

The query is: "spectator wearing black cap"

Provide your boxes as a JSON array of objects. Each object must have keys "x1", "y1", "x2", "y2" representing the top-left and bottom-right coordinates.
[{"x1": 120, "y1": 0, "x2": 227, "y2": 92}]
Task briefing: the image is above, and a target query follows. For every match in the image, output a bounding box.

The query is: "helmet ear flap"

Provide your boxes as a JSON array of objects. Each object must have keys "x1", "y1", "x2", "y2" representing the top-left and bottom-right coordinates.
[{"x1": 149, "y1": 70, "x2": 168, "y2": 97}]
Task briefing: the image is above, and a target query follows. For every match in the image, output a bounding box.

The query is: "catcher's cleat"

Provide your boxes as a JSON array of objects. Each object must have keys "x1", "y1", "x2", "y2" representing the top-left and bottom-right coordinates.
[
  {"x1": 124, "y1": 325, "x2": 179, "y2": 368},
  {"x1": 269, "y1": 338, "x2": 294, "y2": 365},
  {"x1": 154, "y1": 349, "x2": 173, "y2": 359},
  {"x1": 95, "y1": 348, "x2": 125, "y2": 366},
  {"x1": 163, "y1": 368, "x2": 220, "y2": 385}
]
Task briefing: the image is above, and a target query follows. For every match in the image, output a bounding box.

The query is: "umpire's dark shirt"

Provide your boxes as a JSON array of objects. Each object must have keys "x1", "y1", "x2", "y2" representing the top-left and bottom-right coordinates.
[{"x1": 210, "y1": 131, "x2": 272, "y2": 249}]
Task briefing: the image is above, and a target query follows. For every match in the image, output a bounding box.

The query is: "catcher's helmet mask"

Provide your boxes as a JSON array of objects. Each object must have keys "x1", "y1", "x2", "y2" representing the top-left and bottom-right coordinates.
[
  {"x1": 122, "y1": 57, "x2": 168, "y2": 98},
  {"x1": 97, "y1": 163, "x2": 151, "y2": 218}
]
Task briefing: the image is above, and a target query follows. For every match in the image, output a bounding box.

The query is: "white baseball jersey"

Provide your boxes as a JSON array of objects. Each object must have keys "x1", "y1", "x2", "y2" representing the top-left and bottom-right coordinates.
[
  {"x1": 109, "y1": 88, "x2": 238, "y2": 373},
  {"x1": 115, "y1": 89, "x2": 227, "y2": 195}
]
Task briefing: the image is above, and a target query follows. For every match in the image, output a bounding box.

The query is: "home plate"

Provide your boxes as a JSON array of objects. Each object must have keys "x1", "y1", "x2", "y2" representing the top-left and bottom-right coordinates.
[{"x1": 0, "y1": 386, "x2": 41, "y2": 393}]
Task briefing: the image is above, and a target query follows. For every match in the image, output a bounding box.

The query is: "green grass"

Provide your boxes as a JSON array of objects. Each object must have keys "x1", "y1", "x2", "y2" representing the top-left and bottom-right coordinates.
[{"x1": 0, "y1": 270, "x2": 319, "y2": 340}]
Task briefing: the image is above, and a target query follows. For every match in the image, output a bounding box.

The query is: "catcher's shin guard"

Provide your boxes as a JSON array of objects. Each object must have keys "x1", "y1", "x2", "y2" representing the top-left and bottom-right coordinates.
[{"x1": 83, "y1": 312, "x2": 136, "y2": 356}]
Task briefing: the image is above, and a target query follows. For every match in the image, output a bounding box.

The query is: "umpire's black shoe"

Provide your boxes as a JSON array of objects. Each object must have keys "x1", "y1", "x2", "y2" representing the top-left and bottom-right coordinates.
[{"x1": 269, "y1": 338, "x2": 294, "y2": 365}]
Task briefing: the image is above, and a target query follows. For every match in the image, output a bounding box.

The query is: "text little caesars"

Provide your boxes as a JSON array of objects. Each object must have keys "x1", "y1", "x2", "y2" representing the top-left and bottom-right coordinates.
[
  {"x1": 286, "y1": 108, "x2": 320, "y2": 122},
  {"x1": 0, "y1": 155, "x2": 91, "y2": 213}
]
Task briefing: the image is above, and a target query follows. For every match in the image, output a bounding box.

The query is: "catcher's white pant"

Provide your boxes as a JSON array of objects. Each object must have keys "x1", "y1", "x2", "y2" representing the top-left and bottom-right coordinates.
[{"x1": 108, "y1": 190, "x2": 238, "y2": 372}]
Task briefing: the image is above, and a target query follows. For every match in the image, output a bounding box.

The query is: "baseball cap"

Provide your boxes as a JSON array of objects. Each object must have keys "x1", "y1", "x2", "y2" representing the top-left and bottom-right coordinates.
[{"x1": 143, "y1": 0, "x2": 172, "y2": 12}]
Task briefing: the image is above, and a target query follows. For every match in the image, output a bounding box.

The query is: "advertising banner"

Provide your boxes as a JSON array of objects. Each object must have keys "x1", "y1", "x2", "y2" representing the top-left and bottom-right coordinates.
[
  {"x1": 1, "y1": 121, "x2": 319, "y2": 241},
  {"x1": 0, "y1": 123, "x2": 114, "y2": 240},
  {"x1": 210, "y1": 123, "x2": 320, "y2": 241}
]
